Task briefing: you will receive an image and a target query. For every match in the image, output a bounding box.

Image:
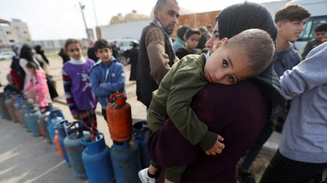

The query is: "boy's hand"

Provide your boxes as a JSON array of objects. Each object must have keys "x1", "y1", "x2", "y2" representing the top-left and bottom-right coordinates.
[
  {"x1": 99, "y1": 83, "x2": 103, "y2": 88},
  {"x1": 205, "y1": 135, "x2": 225, "y2": 155},
  {"x1": 73, "y1": 114, "x2": 80, "y2": 120}
]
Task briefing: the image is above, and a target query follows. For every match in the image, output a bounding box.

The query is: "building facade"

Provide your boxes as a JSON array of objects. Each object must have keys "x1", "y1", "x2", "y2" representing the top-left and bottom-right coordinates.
[{"x1": 0, "y1": 19, "x2": 32, "y2": 47}]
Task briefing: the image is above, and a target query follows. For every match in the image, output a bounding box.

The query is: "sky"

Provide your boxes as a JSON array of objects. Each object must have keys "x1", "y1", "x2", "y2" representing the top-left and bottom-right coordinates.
[{"x1": 0, "y1": 0, "x2": 279, "y2": 40}]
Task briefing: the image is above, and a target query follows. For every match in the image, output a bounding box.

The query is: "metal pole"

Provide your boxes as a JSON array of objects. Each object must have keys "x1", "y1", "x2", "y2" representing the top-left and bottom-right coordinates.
[
  {"x1": 92, "y1": 0, "x2": 99, "y2": 27},
  {"x1": 79, "y1": 2, "x2": 89, "y2": 40}
]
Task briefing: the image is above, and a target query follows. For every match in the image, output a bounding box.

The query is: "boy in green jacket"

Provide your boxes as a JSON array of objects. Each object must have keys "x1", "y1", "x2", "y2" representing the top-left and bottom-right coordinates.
[{"x1": 139, "y1": 29, "x2": 275, "y2": 183}]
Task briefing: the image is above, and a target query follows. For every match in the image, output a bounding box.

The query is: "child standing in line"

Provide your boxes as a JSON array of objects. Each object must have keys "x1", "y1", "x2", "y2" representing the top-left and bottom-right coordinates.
[
  {"x1": 62, "y1": 39, "x2": 97, "y2": 140},
  {"x1": 301, "y1": 23, "x2": 327, "y2": 60},
  {"x1": 90, "y1": 39, "x2": 126, "y2": 121},
  {"x1": 175, "y1": 29, "x2": 201, "y2": 59},
  {"x1": 138, "y1": 29, "x2": 275, "y2": 183},
  {"x1": 22, "y1": 62, "x2": 49, "y2": 111}
]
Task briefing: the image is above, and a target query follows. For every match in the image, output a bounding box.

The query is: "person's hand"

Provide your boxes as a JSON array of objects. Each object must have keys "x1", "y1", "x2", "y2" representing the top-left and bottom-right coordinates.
[
  {"x1": 99, "y1": 83, "x2": 103, "y2": 88},
  {"x1": 205, "y1": 135, "x2": 225, "y2": 155},
  {"x1": 73, "y1": 114, "x2": 80, "y2": 120},
  {"x1": 21, "y1": 89, "x2": 26, "y2": 93}
]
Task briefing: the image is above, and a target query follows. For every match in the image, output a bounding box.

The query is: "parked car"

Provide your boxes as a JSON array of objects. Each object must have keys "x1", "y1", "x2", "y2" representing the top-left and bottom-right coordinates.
[
  {"x1": 107, "y1": 38, "x2": 138, "y2": 65},
  {"x1": 0, "y1": 51, "x2": 14, "y2": 61}
]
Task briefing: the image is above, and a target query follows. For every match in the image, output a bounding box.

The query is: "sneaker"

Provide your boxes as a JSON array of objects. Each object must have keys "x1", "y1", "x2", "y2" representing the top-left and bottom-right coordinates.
[{"x1": 138, "y1": 168, "x2": 156, "y2": 183}]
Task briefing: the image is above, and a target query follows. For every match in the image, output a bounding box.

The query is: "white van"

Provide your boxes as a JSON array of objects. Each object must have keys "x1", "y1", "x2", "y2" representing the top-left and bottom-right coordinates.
[{"x1": 287, "y1": 0, "x2": 327, "y2": 52}]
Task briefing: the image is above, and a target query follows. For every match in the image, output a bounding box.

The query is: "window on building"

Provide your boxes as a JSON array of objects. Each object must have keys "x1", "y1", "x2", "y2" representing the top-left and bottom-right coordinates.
[
  {"x1": 27, "y1": 39, "x2": 30, "y2": 42},
  {"x1": 9, "y1": 40, "x2": 15, "y2": 43},
  {"x1": 6, "y1": 31, "x2": 12, "y2": 35},
  {"x1": 0, "y1": 40, "x2": 2, "y2": 44},
  {"x1": 24, "y1": 31, "x2": 28, "y2": 34}
]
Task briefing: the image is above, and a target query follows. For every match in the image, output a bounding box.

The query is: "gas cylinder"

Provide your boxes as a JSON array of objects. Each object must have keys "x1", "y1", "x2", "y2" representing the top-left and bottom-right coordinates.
[
  {"x1": 54, "y1": 120, "x2": 70, "y2": 166},
  {"x1": 5, "y1": 97, "x2": 17, "y2": 122},
  {"x1": 47, "y1": 110, "x2": 65, "y2": 149},
  {"x1": 133, "y1": 121, "x2": 151, "y2": 168},
  {"x1": 0, "y1": 93, "x2": 12, "y2": 120},
  {"x1": 106, "y1": 93, "x2": 132, "y2": 142},
  {"x1": 64, "y1": 121, "x2": 90, "y2": 178},
  {"x1": 54, "y1": 131, "x2": 63, "y2": 157},
  {"x1": 25, "y1": 104, "x2": 41, "y2": 136},
  {"x1": 81, "y1": 132, "x2": 114, "y2": 183},
  {"x1": 14, "y1": 95, "x2": 26, "y2": 124},
  {"x1": 110, "y1": 140, "x2": 142, "y2": 183},
  {"x1": 39, "y1": 112, "x2": 50, "y2": 140},
  {"x1": 20, "y1": 100, "x2": 34, "y2": 130}
]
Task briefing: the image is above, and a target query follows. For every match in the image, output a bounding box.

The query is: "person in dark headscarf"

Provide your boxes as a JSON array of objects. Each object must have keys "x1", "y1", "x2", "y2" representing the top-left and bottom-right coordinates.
[
  {"x1": 146, "y1": 2, "x2": 286, "y2": 183},
  {"x1": 128, "y1": 40, "x2": 139, "y2": 82},
  {"x1": 10, "y1": 44, "x2": 24, "y2": 89},
  {"x1": 34, "y1": 45, "x2": 49, "y2": 74},
  {"x1": 20, "y1": 45, "x2": 58, "y2": 102},
  {"x1": 87, "y1": 39, "x2": 98, "y2": 62},
  {"x1": 58, "y1": 48, "x2": 70, "y2": 64}
]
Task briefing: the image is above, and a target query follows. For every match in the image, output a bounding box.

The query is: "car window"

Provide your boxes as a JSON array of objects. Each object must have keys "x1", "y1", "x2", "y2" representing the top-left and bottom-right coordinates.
[{"x1": 298, "y1": 16, "x2": 327, "y2": 41}]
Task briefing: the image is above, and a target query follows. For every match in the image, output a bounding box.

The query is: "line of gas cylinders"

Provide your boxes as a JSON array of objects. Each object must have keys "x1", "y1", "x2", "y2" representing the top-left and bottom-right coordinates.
[{"x1": 0, "y1": 92, "x2": 151, "y2": 183}]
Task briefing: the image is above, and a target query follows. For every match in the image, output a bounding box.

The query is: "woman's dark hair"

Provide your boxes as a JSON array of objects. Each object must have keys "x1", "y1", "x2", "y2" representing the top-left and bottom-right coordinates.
[
  {"x1": 26, "y1": 61, "x2": 39, "y2": 70},
  {"x1": 177, "y1": 25, "x2": 189, "y2": 39},
  {"x1": 20, "y1": 44, "x2": 34, "y2": 62},
  {"x1": 64, "y1": 39, "x2": 83, "y2": 51},
  {"x1": 185, "y1": 29, "x2": 201, "y2": 40},
  {"x1": 34, "y1": 45, "x2": 49, "y2": 64},
  {"x1": 216, "y1": 1, "x2": 286, "y2": 118}
]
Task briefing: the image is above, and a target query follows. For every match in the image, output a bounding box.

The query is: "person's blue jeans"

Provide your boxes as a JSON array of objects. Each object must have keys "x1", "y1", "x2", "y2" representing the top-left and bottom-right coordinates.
[{"x1": 241, "y1": 122, "x2": 274, "y2": 170}]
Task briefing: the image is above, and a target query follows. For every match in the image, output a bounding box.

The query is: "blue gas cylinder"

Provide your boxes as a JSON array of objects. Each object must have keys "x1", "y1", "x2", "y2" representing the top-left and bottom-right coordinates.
[
  {"x1": 14, "y1": 95, "x2": 27, "y2": 123},
  {"x1": 55, "y1": 120, "x2": 70, "y2": 166},
  {"x1": 39, "y1": 112, "x2": 51, "y2": 140},
  {"x1": 64, "y1": 121, "x2": 90, "y2": 178},
  {"x1": 20, "y1": 100, "x2": 34, "y2": 130},
  {"x1": 25, "y1": 105, "x2": 41, "y2": 136},
  {"x1": 133, "y1": 121, "x2": 151, "y2": 168},
  {"x1": 110, "y1": 140, "x2": 142, "y2": 183},
  {"x1": 81, "y1": 132, "x2": 114, "y2": 183},
  {"x1": 47, "y1": 110, "x2": 65, "y2": 149},
  {"x1": 0, "y1": 93, "x2": 12, "y2": 120},
  {"x1": 5, "y1": 98, "x2": 17, "y2": 121}
]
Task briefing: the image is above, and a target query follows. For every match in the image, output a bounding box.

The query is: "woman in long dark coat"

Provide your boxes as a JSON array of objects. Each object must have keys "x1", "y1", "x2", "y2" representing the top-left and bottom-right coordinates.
[{"x1": 128, "y1": 41, "x2": 139, "y2": 82}]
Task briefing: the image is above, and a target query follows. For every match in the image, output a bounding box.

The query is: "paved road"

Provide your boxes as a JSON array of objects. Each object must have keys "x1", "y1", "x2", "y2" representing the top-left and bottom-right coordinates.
[{"x1": 0, "y1": 117, "x2": 88, "y2": 183}]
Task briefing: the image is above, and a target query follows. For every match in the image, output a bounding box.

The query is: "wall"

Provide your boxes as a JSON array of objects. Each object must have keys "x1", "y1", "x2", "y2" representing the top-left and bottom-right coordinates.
[
  {"x1": 10, "y1": 21, "x2": 33, "y2": 44},
  {"x1": 100, "y1": 19, "x2": 152, "y2": 41},
  {"x1": 172, "y1": 10, "x2": 220, "y2": 37}
]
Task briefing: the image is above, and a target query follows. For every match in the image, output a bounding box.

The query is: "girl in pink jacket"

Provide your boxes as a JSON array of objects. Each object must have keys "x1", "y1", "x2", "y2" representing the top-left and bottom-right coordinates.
[{"x1": 22, "y1": 62, "x2": 49, "y2": 110}]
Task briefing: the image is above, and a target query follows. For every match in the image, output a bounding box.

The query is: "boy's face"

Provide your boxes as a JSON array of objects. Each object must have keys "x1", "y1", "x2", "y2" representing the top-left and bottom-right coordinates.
[
  {"x1": 277, "y1": 20, "x2": 306, "y2": 42},
  {"x1": 315, "y1": 31, "x2": 327, "y2": 41},
  {"x1": 204, "y1": 39, "x2": 251, "y2": 85},
  {"x1": 205, "y1": 22, "x2": 220, "y2": 53},
  {"x1": 186, "y1": 34, "x2": 200, "y2": 50},
  {"x1": 95, "y1": 47, "x2": 112, "y2": 63},
  {"x1": 67, "y1": 43, "x2": 83, "y2": 60}
]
